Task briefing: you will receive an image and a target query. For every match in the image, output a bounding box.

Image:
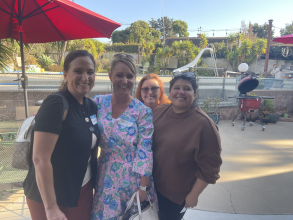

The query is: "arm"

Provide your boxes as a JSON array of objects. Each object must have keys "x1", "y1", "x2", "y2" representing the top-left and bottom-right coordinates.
[
  {"x1": 186, "y1": 118, "x2": 222, "y2": 208},
  {"x1": 133, "y1": 107, "x2": 154, "y2": 201},
  {"x1": 32, "y1": 95, "x2": 66, "y2": 220},
  {"x1": 185, "y1": 178, "x2": 208, "y2": 208},
  {"x1": 33, "y1": 132, "x2": 67, "y2": 220}
]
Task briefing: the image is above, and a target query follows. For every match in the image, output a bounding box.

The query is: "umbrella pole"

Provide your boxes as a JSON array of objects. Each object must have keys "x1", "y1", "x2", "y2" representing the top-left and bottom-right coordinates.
[{"x1": 19, "y1": 29, "x2": 29, "y2": 118}]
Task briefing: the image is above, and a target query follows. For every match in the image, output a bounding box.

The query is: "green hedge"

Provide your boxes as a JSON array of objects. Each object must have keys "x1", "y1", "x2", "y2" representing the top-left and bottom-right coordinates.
[{"x1": 105, "y1": 44, "x2": 139, "y2": 53}]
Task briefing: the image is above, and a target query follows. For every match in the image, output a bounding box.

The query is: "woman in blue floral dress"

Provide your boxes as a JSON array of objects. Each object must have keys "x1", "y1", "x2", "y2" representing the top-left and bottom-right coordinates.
[{"x1": 91, "y1": 54, "x2": 158, "y2": 220}]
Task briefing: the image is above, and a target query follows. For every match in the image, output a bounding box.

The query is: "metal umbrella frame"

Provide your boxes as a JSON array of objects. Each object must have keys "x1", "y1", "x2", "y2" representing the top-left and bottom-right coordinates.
[{"x1": 0, "y1": 0, "x2": 121, "y2": 118}]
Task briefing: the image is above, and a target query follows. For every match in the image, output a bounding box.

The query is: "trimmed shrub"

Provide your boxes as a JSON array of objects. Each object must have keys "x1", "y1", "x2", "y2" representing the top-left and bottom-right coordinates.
[
  {"x1": 37, "y1": 55, "x2": 54, "y2": 69},
  {"x1": 105, "y1": 44, "x2": 139, "y2": 53},
  {"x1": 96, "y1": 58, "x2": 111, "y2": 72},
  {"x1": 47, "y1": 64, "x2": 63, "y2": 72}
]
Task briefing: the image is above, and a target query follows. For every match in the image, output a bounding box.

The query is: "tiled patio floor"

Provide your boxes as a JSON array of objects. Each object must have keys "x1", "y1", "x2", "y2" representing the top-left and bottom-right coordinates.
[{"x1": 0, "y1": 196, "x2": 30, "y2": 219}]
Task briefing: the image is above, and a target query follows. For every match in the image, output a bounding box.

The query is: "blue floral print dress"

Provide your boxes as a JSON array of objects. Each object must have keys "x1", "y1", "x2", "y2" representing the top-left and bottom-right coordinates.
[{"x1": 91, "y1": 94, "x2": 158, "y2": 220}]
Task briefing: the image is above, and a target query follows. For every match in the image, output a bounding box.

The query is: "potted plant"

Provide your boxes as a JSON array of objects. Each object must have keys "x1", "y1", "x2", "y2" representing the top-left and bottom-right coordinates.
[
  {"x1": 202, "y1": 97, "x2": 222, "y2": 124},
  {"x1": 260, "y1": 99, "x2": 281, "y2": 123}
]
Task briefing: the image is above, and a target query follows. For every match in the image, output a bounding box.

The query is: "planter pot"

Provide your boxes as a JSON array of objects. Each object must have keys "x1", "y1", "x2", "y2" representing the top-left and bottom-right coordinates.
[
  {"x1": 261, "y1": 118, "x2": 270, "y2": 124},
  {"x1": 208, "y1": 114, "x2": 220, "y2": 124},
  {"x1": 263, "y1": 78, "x2": 275, "y2": 89},
  {"x1": 256, "y1": 83, "x2": 265, "y2": 89},
  {"x1": 246, "y1": 114, "x2": 259, "y2": 122},
  {"x1": 267, "y1": 113, "x2": 281, "y2": 123}
]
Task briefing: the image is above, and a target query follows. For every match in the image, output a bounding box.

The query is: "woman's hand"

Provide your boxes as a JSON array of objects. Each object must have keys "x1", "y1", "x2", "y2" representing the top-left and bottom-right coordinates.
[
  {"x1": 184, "y1": 192, "x2": 198, "y2": 209},
  {"x1": 138, "y1": 189, "x2": 147, "y2": 202},
  {"x1": 46, "y1": 205, "x2": 68, "y2": 220}
]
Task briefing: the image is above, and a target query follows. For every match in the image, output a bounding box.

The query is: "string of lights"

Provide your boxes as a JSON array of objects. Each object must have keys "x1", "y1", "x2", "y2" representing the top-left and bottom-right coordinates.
[{"x1": 118, "y1": 24, "x2": 284, "y2": 37}]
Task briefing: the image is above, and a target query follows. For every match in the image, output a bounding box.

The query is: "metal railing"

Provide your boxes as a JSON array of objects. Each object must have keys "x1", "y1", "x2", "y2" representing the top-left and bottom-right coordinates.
[
  {"x1": 1, "y1": 72, "x2": 293, "y2": 105},
  {"x1": 0, "y1": 132, "x2": 28, "y2": 190}
]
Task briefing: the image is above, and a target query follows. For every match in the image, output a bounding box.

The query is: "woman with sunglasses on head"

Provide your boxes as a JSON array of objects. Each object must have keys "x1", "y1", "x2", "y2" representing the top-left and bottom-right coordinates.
[
  {"x1": 91, "y1": 54, "x2": 158, "y2": 220},
  {"x1": 135, "y1": 73, "x2": 171, "y2": 111},
  {"x1": 152, "y1": 72, "x2": 222, "y2": 220}
]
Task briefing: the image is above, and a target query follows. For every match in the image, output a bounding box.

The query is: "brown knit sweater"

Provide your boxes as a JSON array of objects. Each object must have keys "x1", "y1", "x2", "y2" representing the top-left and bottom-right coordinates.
[{"x1": 152, "y1": 104, "x2": 222, "y2": 205}]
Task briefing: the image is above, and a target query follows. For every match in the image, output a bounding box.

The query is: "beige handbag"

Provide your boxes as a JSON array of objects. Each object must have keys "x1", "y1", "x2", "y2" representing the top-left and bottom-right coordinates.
[
  {"x1": 12, "y1": 93, "x2": 69, "y2": 170},
  {"x1": 119, "y1": 191, "x2": 159, "y2": 220}
]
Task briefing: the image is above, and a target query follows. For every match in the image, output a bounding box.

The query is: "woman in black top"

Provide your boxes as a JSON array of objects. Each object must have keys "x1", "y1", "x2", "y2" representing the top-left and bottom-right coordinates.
[{"x1": 23, "y1": 50, "x2": 100, "y2": 220}]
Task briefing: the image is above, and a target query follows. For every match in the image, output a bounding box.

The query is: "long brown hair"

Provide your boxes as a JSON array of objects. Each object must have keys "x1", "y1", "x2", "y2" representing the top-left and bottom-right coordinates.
[
  {"x1": 135, "y1": 73, "x2": 171, "y2": 106},
  {"x1": 59, "y1": 50, "x2": 95, "y2": 91}
]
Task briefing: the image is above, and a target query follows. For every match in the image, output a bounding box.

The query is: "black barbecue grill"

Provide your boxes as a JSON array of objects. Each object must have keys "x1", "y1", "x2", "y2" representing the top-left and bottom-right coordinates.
[{"x1": 229, "y1": 73, "x2": 274, "y2": 131}]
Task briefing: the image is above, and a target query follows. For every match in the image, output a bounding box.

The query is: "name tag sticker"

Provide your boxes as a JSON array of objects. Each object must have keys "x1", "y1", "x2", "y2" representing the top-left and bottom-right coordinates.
[
  {"x1": 118, "y1": 119, "x2": 133, "y2": 127},
  {"x1": 90, "y1": 114, "x2": 98, "y2": 125}
]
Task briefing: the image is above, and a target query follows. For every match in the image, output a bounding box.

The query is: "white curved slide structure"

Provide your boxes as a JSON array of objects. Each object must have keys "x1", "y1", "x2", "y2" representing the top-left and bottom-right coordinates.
[{"x1": 173, "y1": 47, "x2": 215, "y2": 74}]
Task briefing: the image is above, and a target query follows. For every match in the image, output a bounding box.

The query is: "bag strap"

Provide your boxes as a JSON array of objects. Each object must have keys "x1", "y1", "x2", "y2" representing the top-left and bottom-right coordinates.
[
  {"x1": 124, "y1": 191, "x2": 138, "y2": 212},
  {"x1": 23, "y1": 93, "x2": 69, "y2": 139},
  {"x1": 88, "y1": 98, "x2": 98, "y2": 114},
  {"x1": 136, "y1": 191, "x2": 154, "y2": 218},
  {"x1": 49, "y1": 93, "x2": 69, "y2": 121},
  {"x1": 24, "y1": 118, "x2": 35, "y2": 139},
  {"x1": 122, "y1": 190, "x2": 153, "y2": 215}
]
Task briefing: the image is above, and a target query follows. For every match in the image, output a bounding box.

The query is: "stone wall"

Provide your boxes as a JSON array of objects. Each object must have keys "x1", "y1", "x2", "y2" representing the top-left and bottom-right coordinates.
[
  {"x1": 250, "y1": 90, "x2": 293, "y2": 113},
  {"x1": 217, "y1": 89, "x2": 293, "y2": 120},
  {"x1": 1, "y1": 89, "x2": 292, "y2": 121},
  {"x1": 0, "y1": 90, "x2": 111, "y2": 120}
]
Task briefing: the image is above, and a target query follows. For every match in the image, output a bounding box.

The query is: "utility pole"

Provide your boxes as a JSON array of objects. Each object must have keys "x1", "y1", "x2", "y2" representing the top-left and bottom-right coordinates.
[
  {"x1": 162, "y1": 0, "x2": 165, "y2": 45},
  {"x1": 264, "y1": 19, "x2": 273, "y2": 75},
  {"x1": 61, "y1": 0, "x2": 74, "y2": 64}
]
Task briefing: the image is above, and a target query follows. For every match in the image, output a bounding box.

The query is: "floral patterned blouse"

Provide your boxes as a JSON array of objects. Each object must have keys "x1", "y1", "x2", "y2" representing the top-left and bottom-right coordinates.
[{"x1": 91, "y1": 94, "x2": 158, "y2": 220}]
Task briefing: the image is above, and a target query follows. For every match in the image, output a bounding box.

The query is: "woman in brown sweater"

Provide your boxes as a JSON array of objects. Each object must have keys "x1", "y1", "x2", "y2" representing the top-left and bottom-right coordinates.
[{"x1": 152, "y1": 72, "x2": 222, "y2": 220}]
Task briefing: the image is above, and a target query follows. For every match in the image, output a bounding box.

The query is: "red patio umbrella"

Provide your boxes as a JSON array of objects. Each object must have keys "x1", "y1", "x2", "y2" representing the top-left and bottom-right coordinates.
[
  {"x1": 272, "y1": 34, "x2": 293, "y2": 44},
  {"x1": 0, "y1": 0, "x2": 121, "y2": 117}
]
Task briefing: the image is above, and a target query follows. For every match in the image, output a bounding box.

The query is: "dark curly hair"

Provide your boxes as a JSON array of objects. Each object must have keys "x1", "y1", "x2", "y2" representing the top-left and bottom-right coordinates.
[{"x1": 169, "y1": 72, "x2": 198, "y2": 94}]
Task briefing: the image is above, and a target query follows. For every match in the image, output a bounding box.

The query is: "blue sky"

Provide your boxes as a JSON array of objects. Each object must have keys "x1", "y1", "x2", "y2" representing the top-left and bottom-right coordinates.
[{"x1": 74, "y1": 0, "x2": 293, "y2": 43}]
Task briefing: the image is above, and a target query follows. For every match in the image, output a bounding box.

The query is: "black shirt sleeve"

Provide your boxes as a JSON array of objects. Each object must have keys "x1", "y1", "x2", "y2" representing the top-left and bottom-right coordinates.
[{"x1": 34, "y1": 95, "x2": 64, "y2": 135}]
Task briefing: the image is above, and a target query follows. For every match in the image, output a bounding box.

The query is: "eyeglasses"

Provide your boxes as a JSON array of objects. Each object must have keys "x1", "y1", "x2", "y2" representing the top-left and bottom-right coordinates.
[
  {"x1": 114, "y1": 53, "x2": 135, "y2": 61},
  {"x1": 141, "y1": 86, "x2": 160, "y2": 93},
  {"x1": 172, "y1": 72, "x2": 196, "y2": 79}
]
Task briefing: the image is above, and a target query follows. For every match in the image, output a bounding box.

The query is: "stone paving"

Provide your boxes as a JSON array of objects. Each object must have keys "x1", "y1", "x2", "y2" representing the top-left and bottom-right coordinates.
[{"x1": 0, "y1": 120, "x2": 292, "y2": 220}]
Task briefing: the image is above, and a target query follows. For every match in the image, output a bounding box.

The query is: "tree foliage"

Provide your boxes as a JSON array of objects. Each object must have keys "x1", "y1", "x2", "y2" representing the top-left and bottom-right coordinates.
[
  {"x1": 111, "y1": 28, "x2": 131, "y2": 44},
  {"x1": 37, "y1": 54, "x2": 54, "y2": 69},
  {"x1": 105, "y1": 43, "x2": 139, "y2": 53},
  {"x1": 149, "y1": 17, "x2": 176, "y2": 40},
  {"x1": 252, "y1": 22, "x2": 274, "y2": 39},
  {"x1": 156, "y1": 46, "x2": 173, "y2": 71},
  {"x1": 225, "y1": 33, "x2": 267, "y2": 71},
  {"x1": 0, "y1": 40, "x2": 14, "y2": 72},
  {"x1": 112, "y1": 20, "x2": 161, "y2": 44},
  {"x1": 280, "y1": 21, "x2": 293, "y2": 36},
  {"x1": 172, "y1": 20, "x2": 189, "y2": 37},
  {"x1": 199, "y1": 33, "x2": 208, "y2": 49},
  {"x1": 140, "y1": 39, "x2": 156, "y2": 65},
  {"x1": 67, "y1": 39, "x2": 105, "y2": 59},
  {"x1": 171, "y1": 40, "x2": 200, "y2": 67}
]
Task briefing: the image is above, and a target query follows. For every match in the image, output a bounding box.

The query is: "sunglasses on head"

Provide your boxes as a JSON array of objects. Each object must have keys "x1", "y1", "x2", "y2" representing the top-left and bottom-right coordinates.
[
  {"x1": 172, "y1": 72, "x2": 196, "y2": 79},
  {"x1": 141, "y1": 86, "x2": 160, "y2": 93},
  {"x1": 114, "y1": 53, "x2": 135, "y2": 61}
]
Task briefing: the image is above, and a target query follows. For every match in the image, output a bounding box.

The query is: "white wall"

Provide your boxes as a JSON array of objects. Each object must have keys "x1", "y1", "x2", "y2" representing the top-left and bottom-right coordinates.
[{"x1": 101, "y1": 52, "x2": 293, "y2": 74}]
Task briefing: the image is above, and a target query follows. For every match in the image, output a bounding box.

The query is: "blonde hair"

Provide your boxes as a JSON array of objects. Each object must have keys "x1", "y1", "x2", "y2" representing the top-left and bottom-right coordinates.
[{"x1": 110, "y1": 55, "x2": 137, "y2": 75}]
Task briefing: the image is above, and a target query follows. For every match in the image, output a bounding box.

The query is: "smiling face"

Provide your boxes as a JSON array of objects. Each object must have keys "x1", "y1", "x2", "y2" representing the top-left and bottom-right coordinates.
[
  {"x1": 109, "y1": 61, "x2": 135, "y2": 96},
  {"x1": 64, "y1": 56, "x2": 95, "y2": 101},
  {"x1": 170, "y1": 79, "x2": 196, "y2": 113},
  {"x1": 140, "y1": 79, "x2": 160, "y2": 108}
]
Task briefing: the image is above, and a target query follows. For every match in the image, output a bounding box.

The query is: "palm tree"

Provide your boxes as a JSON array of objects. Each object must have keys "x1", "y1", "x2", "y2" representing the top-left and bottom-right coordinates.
[{"x1": 0, "y1": 40, "x2": 13, "y2": 73}]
